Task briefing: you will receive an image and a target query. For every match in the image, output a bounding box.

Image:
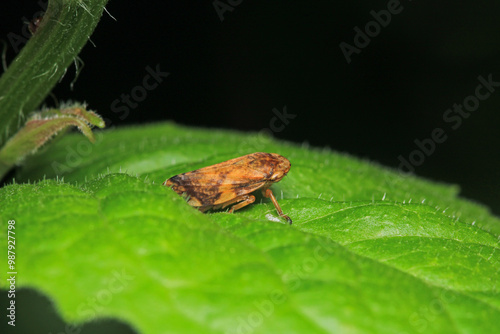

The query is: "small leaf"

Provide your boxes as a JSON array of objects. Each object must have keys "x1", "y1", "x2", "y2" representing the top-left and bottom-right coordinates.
[{"x1": 0, "y1": 104, "x2": 105, "y2": 168}]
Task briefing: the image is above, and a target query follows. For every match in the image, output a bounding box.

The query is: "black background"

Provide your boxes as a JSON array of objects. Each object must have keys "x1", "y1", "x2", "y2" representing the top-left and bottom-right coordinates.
[{"x1": 1, "y1": 0, "x2": 499, "y2": 216}]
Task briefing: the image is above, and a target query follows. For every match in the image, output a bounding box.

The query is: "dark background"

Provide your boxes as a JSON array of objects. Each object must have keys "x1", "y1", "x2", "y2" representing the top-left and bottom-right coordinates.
[
  {"x1": 1, "y1": 1, "x2": 499, "y2": 211},
  {"x1": 1, "y1": 1, "x2": 500, "y2": 333}
]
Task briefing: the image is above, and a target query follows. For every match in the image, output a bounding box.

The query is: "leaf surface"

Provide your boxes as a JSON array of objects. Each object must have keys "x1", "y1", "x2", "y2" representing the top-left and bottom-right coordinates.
[{"x1": 1, "y1": 122, "x2": 499, "y2": 333}]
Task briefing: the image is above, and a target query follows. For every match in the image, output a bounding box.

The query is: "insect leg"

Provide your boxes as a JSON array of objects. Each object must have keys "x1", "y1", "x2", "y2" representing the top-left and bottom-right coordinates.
[
  {"x1": 262, "y1": 188, "x2": 292, "y2": 224},
  {"x1": 226, "y1": 195, "x2": 256, "y2": 213}
]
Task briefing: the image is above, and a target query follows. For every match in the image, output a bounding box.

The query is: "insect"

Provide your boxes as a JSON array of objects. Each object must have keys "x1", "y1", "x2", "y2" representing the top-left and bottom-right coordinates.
[
  {"x1": 28, "y1": 15, "x2": 44, "y2": 35},
  {"x1": 163, "y1": 152, "x2": 292, "y2": 224}
]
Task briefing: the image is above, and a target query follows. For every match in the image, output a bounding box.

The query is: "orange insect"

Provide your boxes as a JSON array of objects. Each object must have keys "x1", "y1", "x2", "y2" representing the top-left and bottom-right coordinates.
[{"x1": 163, "y1": 152, "x2": 292, "y2": 224}]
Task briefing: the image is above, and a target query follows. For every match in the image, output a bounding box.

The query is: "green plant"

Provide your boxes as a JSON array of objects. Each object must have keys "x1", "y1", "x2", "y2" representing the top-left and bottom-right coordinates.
[
  {"x1": 1, "y1": 1, "x2": 499, "y2": 333},
  {"x1": 2, "y1": 123, "x2": 500, "y2": 333},
  {"x1": 0, "y1": 0, "x2": 109, "y2": 178}
]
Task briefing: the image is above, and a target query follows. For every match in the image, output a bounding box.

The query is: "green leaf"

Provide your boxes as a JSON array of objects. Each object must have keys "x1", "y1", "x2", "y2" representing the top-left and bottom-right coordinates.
[
  {"x1": 0, "y1": 104, "x2": 105, "y2": 178},
  {"x1": 0, "y1": 0, "x2": 109, "y2": 146},
  {"x1": 1, "y1": 122, "x2": 499, "y2": 333},
  {"x1": 16, "y1": 122, "x2": 500, "y2": 236}
]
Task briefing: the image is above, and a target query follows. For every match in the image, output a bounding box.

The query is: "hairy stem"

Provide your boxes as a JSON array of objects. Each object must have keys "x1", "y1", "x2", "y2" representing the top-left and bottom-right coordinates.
[{"x1": 0, "y1": 0, "x2": 110, "y2": 147}]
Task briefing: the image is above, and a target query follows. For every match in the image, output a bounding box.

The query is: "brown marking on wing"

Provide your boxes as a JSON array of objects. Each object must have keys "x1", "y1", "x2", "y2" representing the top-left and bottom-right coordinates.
[
  {"x1": 166, "y1": 175, "x2": 266, "y2": 208},
  {"x1": 164, "y1": 152, "x2": 291, "y2": 209}
]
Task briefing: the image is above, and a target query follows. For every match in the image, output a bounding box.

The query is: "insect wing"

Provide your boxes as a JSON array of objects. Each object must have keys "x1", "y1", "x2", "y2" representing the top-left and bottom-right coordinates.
[{"x1": 167, "y1": 156, "x2": 270, "y2": 207}]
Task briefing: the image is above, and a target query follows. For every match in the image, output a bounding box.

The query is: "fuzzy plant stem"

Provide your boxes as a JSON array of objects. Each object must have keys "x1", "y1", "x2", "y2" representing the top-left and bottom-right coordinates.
[{"x1": 0, "y1": 0, "x2": 109, "y2": 147}]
